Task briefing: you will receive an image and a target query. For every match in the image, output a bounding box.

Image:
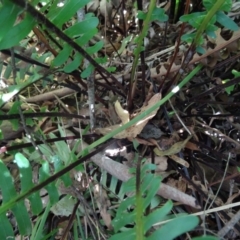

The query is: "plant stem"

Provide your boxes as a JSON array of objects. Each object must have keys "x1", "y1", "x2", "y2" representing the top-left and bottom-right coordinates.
[
  {"x1": 128, "y1": 0, "x2": 156, "y2": 109},
  {"x1": 193, "y1": 0, "x2": 225, "y2": 46}
]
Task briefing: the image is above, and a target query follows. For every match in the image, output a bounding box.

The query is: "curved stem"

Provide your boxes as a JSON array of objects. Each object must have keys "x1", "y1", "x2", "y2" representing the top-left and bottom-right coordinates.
[{"x1": 193, "y1": 0, "x2": 225, "y2": 46}]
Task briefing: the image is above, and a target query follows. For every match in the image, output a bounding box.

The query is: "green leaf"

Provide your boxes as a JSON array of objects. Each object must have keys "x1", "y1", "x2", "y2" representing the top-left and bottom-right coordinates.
[
  {"x1": 137, "y1": 11, "x2": 146, "y2": 20},
  {"x1": 14, "y1": 153, "x2": 42, "y2": 215},
  {"x1": 203, "y1": 0, "x2": 232, "y2": 12},
  {"x1": 205, "y1": 29, "x2": 216, "y2": 39},
  {"x1": 232, "y1": 69, "x2": 240, "y2": 78},
  {"x1": 32, "y1": 202, "x2": 51, "y2": 240},
  {"x1": 219, "y1": 0, "x2": 232, "y2": 12},
  {"x1": 122, "y1": 176, "x2": 136, "y2": 193},
  {"x1": 52, "y1": 0, "x2": 90, "y2": 27},
  {"x1": 133, "y1": 139, "x2": 139, "y2": 150},
  {"x1": 95, "y1": 56, "x2": 107, "y2": 64},
  {"x1": 76, "y1": 28, "x2": 98, "y2": 46},
  {"x1": 0, "y1": 159, "x2": 32, "y2": 235},
  {"x1": 144, "y1": 201, "x2": 173, "y2": 232},
  {"x1": 45, "y1": 0, "x2": 59, "y2": 20},
  {"x1": 180, "y1": 12, "x2": 203, "y2": 23},
  {"x1": 8, "y1": 101, "x2": 21, "y2": 131},
  {"x1": 148, "y1": 215, "x2": 199, "y2": 240},
  {"x1": 150, "y1": 7, "x2": 168, "y2": 22},
  {"x1": 81, "y1": 64, "x2": 94, "y2": 78},
  {"x1": 203, "y1": 0, "x2": 214, "y2": 11},
  {"x1": 222, "y1": 79, "x2": 235, "y2": 95},
  {"x1": 86, "y1": 41, "x2": 104, "y2": 55},
  {"x1": 64, "y1": 17, "x2": 99, "y2": 37},
  {"x1": 116, "y1": 196, "x2": 135, "y2": 217},
  {"x1": 140, "y1": 173, "x2": 155, "y2": 193},
  {"x1": 39, "y1": 161, "x2": 59, "y2": 204},
  {"x1": 53, "y1": 44, "x2": 72, "y2": 67},
  {"x1": 0, "y1": 213, "x2": 14, "y2": 239},
  {"x1": 63, "y1": 53, "x2": 83, "y2": 73},
  {"x1": 196, "y1": 46, "x2": 206, "y2": 54},
  {"x1": 112, "y1": 211, "x2": 136, "y2": 232},
  {"x1": 216, "y1": 11, "x2": 239, "y2": 31},
  {"x1": 53, "y1": 156, "x2": 72, "y2": 187},
  {"x1": 117, "y1": 35, "x2": 132, "y2": 54},
  {"x1": 109, "y1": 230, "x2": 136, "y2": 240},
  {"x1": 0, "y1": 13, "x2": 36, "y2": 50},
  {"x1": 0, "y1": 1, "x2": 20, "y2": 41},
  {"x1": 138, "y1": 7, "x2": 168, "y2": 22},
  {"x1": 0, "y1": 160, "x2": 17, "y2": 203},
  {"x1": 142, "y1": 176, "x2": 161, "y2": 209},
  {"x1": 107, "y1": 66, "x2": 116, "y2": 72},
  {"x1": 24, "y1": 109, "x2": 35, "y2": 127},
  {"x1": 12, "y1": 201, "x2": 32, "y2": 235}
]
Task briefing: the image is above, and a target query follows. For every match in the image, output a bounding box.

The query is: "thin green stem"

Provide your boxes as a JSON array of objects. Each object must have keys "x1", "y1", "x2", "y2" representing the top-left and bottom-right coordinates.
[
  {"x1": 193, "y1": 0, "x2": 225, "y2": 46},
  {"x1": 128, "y1": 0, "x2": 156, "y2": 108}
]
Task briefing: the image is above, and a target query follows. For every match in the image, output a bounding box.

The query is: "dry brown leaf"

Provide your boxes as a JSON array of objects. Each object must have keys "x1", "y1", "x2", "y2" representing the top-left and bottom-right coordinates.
[
  {"x1": 114, "y1": 100, "x2": 129, "y2": 124},
  {"x1": 126, "y1": 93, "x2": 162, "y2": 138},
  {"x1": 93, "y1": 184, "x2": 112, "y2": 230},
  {"x1": 134, "y1": 137, "x2": 155, "y2": 146},
  {"x1": 95, "y1": 93, "x2": 162, "y2": 139},
  {"x1": 169, "y1": 154, "x2": 189, "y2": 168},
  {"x1": 154, "y1": 135, "x2": 192, "y2": 156},
  {"x1": 166, "y1": 177, "x2": 187, "y2": 193},
  {"x1": 185, "y1": 141, "x2": 199, "y2": 151}
]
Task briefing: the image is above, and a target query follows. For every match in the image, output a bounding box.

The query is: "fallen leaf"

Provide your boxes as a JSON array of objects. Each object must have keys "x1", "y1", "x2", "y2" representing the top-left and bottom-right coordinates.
[
  {"x1": 166, "y1": 177, "x2": 187, "y2": 193},
  {"x1": 114, "y1": 100, "x2": 129, "y2": 124},
  {"x1": 185, "y1": 141, "x2": 199, "y2": 151},
  {"x1": 95, "y1": 93, "x2": 162, "y2": 139},
  {"x1": 154, "y1": 135, "x2": 192, "y2": 156},
  {"x1": 169, "y1": 154, "x2": 189, "y2": 168},
  {"x1": 93, "y1": 184, "x2": 112, "y2": 230}
]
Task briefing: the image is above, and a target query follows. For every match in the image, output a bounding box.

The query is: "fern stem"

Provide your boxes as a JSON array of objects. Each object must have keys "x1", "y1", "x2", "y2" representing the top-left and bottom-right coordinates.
[
  {"x1": 128, "y1": 0, "x2": 156, "y2": 108},
  {"x1": 193, "y1": 0, "x2": 225, "y2": 46}
]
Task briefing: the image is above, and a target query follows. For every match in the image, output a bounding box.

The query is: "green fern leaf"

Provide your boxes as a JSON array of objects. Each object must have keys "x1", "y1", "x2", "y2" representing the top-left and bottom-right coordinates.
[
  {"x1": 143, "y1": 201, "x2": 173, "y2": 232},
  {"x1": 53, "y1": 44, "x2": 72, "y2": 67},
  {"x1": 0, "y1": 213, "x2": 14, "y2": 239},
  {"x1": 15, "y1": 153, "x2": 43, "y2": 215},
  {"x1": 64, "y1": 16, "x2": 99, "y2": 37},
  {"x1": 39, "y1": 161, "x2": 59, "y2": 204},
  {"x1": 0, "y1": 13, "x2": 36, "y2": 50},
  {"x1": 0, "y1": 159, "x2": 32, "y2": 235},
  {"x1": 0, "y1": 1, "x2": 20, "y2": 41},
  {"x1": 148, "y1": 215, "x2": 199, "y2": 240},
  {"x1": 51, "y1": 0, "x2": 90, "y2": 27}
]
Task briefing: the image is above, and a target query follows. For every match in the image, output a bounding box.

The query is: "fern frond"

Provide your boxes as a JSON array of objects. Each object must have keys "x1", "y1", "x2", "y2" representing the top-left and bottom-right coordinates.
[{"x1": 110, "y1": 163, "x2": 200, "y2": 240}]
